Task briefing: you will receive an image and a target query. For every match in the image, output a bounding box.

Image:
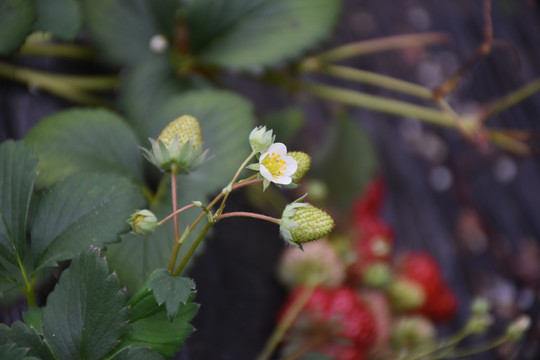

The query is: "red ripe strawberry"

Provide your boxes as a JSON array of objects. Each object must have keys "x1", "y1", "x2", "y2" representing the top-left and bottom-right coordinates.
[
  {"x1": 420, "y1": 284, "x2": 458, "y2": 323},
  {"x1": 397, "y1": 252, "x2": 443, "y2": 299},
  {"x1": 352, "y1": 177, "x2": 386, "y2": 220},
  {"x1": 282, "y1": 286, "x2": 377, "y2": 350},
  {"x1": 318, "y1": 287, "x2": 377, "y2": 349}
]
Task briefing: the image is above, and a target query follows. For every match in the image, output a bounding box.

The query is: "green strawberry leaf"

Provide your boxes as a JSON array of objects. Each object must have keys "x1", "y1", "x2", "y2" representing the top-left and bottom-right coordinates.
[
  {"x1": 0, "y1": 140, "x2": 38, "y2": 268},
  {"x1": 312, "y1": 114, "x2": 378, "y2": 210},
  {"x1": 0, "y1": 344, "x2": 35, "y2": 360},
  {"x1": 22, "y1": 307, "x2": 43, "y2": 334},
  {"x1": 0, "y1": 0, "x2": 36, "y2": 54},
  {"x1": 80, "y1": 0, "x2": 180, "y2": 66},
  {"x1": 25, "y1": 108, "x2": 145, "y2": 189},
  {"x1": 148, "y1": 269, "x2": 196, "y2": 321},
  {"x1": 41, "y1": 248, "x2": 128, "y2": 360},
  {"x1": 0, "y1": 321, "x2": 55, "y2": 360},
  {"x1": 109, "y1": 347, "x2": 165, "y2": 360},
  {"x1": 185, "y1": 0, "x2": 341, "y2": 69},
  {"x1": 32, "y1": 0, "x2": 81, "y2": 40},
  {"x1": 30, "y1": 173, "x2": 145, "y2": 272},
  {"x1": 118, "y1": 273, "x2": 198, "y2": 357}
]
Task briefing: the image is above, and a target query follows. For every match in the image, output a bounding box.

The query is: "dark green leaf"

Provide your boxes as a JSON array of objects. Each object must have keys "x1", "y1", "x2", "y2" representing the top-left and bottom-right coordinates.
[
  {"x1": 0, "y1": 0, "x2": 36, "y2": 54},
  {"x1": 119, "y1": 57, "x2": 209, "y2": 141},
  {"x1": 263, "y1": 107, "x2": 305, "y2": 144},
  {"x1": 185, "y1": 0, "x2": 341, "y2": 69},
  {"x1": 81, "y1": 0, "x2": 177, "y2": 66},
  {"x1": 31, "y1": 173, "x2": 145, "y2": 271},
  {"x1": 0, "y1": 321, "x2": 55, "y2": 360},
  {"x1": 118, "y1": 276, "x2": 198, "y2": 357},
  {"x1": 110, "y1": 347, "x2": 165, "y2": 360},
  {"x1": 148, "y1": 269, "x2": 196, "y2": 321},
  {"x1": 32, "y1": 0, "x2": 81, "y2": 40},
  {"x1": 0, "y1": 140, "x2": 38, "y2": 266},
  {"x1": 25, "y1": 108, "x2": 144, "y2": 188},
  {"x1": 312, "y1": 115, "x2": 378, "y2": 210},
  {"x1": 0, "y1": 343, "x2": 35, "y2": 360},
  {"x1": 22, "y1": 307, "x2": 42, "y2": 334},
  {"x1": 42, "y1": 248, "x2": 128, "y2": 360}
]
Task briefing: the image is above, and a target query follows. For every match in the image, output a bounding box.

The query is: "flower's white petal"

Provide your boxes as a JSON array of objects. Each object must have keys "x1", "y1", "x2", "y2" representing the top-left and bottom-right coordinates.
[
  {"x1": 281, "y1": 156, "x2": 298, "y2": 176},
  {"x1": 259, "y1": 164, "x2": 274, "y2": 182},
  {"x1": 265, "y1": 142, "x2": 287, "y2": 156},
  {"x1": 273, "y1": 176, "x2": 292, "y2": 185}
]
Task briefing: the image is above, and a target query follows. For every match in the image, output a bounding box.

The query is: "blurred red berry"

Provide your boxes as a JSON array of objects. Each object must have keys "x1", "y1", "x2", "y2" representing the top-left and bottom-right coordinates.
[
  {"x1": 397, "y1": 252, "x2": 443, "y2": 299},
  {"x1": 319, "y1": 344, "x2": 366, "y2": 360},
  {"x1": 352, "y1": 177, "x2": 386, "y2": 220},
  {"x1": 420, "y1": 284, "x2": 458, "y2": 323}
]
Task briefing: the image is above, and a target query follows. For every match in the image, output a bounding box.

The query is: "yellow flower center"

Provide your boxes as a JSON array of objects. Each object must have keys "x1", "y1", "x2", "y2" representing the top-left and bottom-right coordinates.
[{"x1": 262, "y1": 152, "x2": 287, "y2": 179}]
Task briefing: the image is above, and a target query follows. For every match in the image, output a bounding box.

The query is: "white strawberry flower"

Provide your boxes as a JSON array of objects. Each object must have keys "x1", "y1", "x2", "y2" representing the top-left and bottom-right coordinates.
[{"x1": 259, "y1": 143, "x2": 297, "y2": 185}]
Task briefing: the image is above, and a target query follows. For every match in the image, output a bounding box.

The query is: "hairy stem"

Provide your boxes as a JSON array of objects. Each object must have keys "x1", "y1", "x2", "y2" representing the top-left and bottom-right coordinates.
[
  {"x1": 168, "y1": 172, "x2": 181, "y2": 274},
  {"x1": 315, "y1": 33, "x2": 449, "y2": 62},
  {"x1": 173, "y1": 221, "x2": 213, "y2": 276},
  {"x1": 214, "y1": 211, "x2": 281, "y2": 224},
  {"x1": 257, "y1": 285, "x2": 316, "y2": 360}
]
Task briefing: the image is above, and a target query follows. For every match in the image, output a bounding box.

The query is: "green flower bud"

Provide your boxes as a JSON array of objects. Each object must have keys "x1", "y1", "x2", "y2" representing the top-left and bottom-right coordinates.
[
  {"x1": 391, "y1": 315, "x2": 436, "y2": 351},
  {"x1": 249, "y1": 126, "x2": 275, "y2": 153},
  {"x1": 471, "y1": 297, "x2": 490, "y2": 316},
  {"x1": 287, "y1": 151, "x2": 310, "y2": 184},
  {"x1": 506, "y1": 315, "x2": 531, "y2": 342},
  {"x1": 389, "y1": 278, "x2": 426, "y2": 311},
  {"x1": 129, "y1": 209, "x2": 158, "y2": 236},
  {"x1": 142, "y1": 115, "x2": 208, "y2": 173},
  {"x1": 280, "y1": 195, "x2": 334, "y2": 249}
]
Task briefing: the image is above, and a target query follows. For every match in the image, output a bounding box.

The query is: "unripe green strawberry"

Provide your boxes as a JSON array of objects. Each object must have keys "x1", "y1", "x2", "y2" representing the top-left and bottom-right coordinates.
[
  {"x1": 142, "y1": 115, "x2": 208, "y2": 173},
  {"x1": 287, "y1": 151, "x2": 310, "y2": 184},
  {"x1": 158, "y1": 115, "x2": 202, "y2": 148},
  {"x1": 388, "y1": 277, "x2": 426, "y2": 311}
]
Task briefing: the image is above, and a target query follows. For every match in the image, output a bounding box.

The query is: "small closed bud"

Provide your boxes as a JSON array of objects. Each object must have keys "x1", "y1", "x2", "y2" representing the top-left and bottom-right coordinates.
[
  {"x1": 129, "y1": 209, "x2": 158, "y2": 235},
  {"x1": 465, "y1": 314, "x2": 493, "y2": 334},
  {"x1": 391, "y1": 315, "x2": 436, "y2": 351},
  {"x1": 287, "y1": 151, "x2": 310, "y2": 184},
  {"x1": 389, "y1": 278, "x2": 426, "y2": 311},
  {"x1": 142, "y1": 115, "x2": 208, "y2": 173},
  {"x1": 280, "y1": 196, "x2": 334, "y2": 249},
  {"x1": 505, "y1": 315, "x2": 531, "y2": 342},
  {"x1": 249, "y1": 126, "x2": 275, "y2": 153},
  {"x1": 471, "y1": 297, "x2": 490, "y2": 316},
  {"x1": 277, "y1": 240, "x2": 345, "y2": 288}
]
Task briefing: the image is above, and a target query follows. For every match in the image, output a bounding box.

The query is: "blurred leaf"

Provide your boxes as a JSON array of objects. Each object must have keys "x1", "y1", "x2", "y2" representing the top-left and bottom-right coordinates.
[
  {"x1": 81, "y1": 0, "x2": 179, "y2": 66},
  {"x1": 120, "y1": 57, "x2": 210, "y2": 141},
  {"x1": 32, "y1": 0, "x2": 81, "y2": 40},
  {"x1": 25, "y1": 108, "x2": 144, "y2": 188},
  {"x1": 118, "y1": 275, "x2": 198, "y2": 357},
  {"x1": 0, "y1": 140, "x2": 38, "y2": 266},
  {"x1": 0, "y1": 322, "x2": 55, "y2": 360},
  {"x1": 0, "y1": 344, "x2": 35, "y2": 360},
  {"x1": 263, "y1": 107, "x2": 305, "y2": 144},
  {"x1": 185, "y1": 0, "x2": 341, "y2": 69},
  {"x1": 42, "y1": 248, "x2": 127, "y2": 360},
  {"x1": 30, "y1": 173, "x2": 145, "y2": 272},
  {"x1": 148, "y1": 269, "x2": 196, "y2": 321},
  {"x1": 0, "y1": 0, "x2": 36, "y2": 54},
  {"x1": 110, "y1": 347, "x2": 165, "y2": 360},
  {"x1": 312, "y1": 115, "x2": 378, "y2": 210}
]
